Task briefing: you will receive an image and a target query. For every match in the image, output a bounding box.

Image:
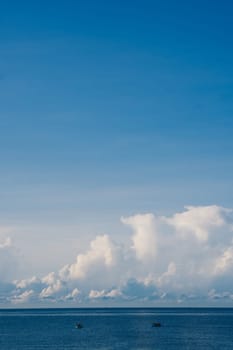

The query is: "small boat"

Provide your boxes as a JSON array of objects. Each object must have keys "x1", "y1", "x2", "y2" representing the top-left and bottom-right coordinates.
[
  {"x1": 152, "y1": 322, "x2": 161, "y2": 327},
  {"x1": 75, "y1": 323, "x2": 83, "y2": 329}
]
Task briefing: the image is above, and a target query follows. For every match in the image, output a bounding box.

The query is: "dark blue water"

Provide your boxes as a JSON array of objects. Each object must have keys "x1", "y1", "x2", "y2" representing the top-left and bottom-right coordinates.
[{"x1": 0, "y1": 308, "x2": 233, "y2": 349}]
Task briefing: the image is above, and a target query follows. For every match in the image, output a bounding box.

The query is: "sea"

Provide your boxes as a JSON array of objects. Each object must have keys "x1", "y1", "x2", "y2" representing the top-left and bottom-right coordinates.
[{"x1": 0, "y1": 308, "x2": 233, "y2": 349}]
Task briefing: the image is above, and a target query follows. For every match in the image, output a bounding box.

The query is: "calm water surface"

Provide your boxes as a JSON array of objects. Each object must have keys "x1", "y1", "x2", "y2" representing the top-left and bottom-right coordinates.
[{"x1": 0, "y1": 308, "x2": 233, "y2": 349}]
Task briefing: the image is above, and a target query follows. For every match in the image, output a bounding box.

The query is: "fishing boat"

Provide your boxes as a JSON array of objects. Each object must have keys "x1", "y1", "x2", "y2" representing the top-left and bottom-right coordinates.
[{"x1": 75, "y1": 323, "x2": 83, "y2": 329}]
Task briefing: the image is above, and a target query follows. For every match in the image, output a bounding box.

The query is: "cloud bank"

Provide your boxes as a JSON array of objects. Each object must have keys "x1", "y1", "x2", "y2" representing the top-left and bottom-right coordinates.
[{"x1": 1, "y1": 205, "x2": 233, "y2": 306}]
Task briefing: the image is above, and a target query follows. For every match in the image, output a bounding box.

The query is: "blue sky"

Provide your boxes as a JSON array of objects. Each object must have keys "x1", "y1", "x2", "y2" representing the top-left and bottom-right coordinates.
[{"x1": 0, "y1": 1, "x2": 233, "y2": 306}]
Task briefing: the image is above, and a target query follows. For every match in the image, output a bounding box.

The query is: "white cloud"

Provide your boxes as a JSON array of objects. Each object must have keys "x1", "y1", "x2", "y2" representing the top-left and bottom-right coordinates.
[
  {"x1": 11, "y1": 290, "x2": 34, "y2": 304},
  {"x1": 40, "y1": 279, "x2": 63, "y2": 299},
  {"x1": 165, "y1": 205, "x2": 232, "y2": 242},
  {"x1": 121, "y1": 213, "x2": 157, "y2": 261},
  {"x1": 156, "y1": 262, "x2": 177, "y2": 287},
  {"x1": 89, "y1": 289, "x2": 106, "y2": 299},
  {"x1": 62, "y1": 288, "x2": 81, "y2": 301},
  {"x1": 59, "y1": 234, "x2": 119, "y2": 281},
  {"x1": 1, "y1": 205, "x2": 233, "y2": 305},
  {"x1": 89, "y1": 288, "x2": 122, "y2": 300},
  {"x1": 14, "y1": 276, "x2": 39, "y2": 289},
  {"x1": 214, "y1": 245, "x2": 233, "y2": 275}
]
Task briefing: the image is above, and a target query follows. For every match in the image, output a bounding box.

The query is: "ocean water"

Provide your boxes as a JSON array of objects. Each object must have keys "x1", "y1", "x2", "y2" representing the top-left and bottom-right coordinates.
[{"x1": 0, "y1": 308, "x2": 233, "y2": 349}]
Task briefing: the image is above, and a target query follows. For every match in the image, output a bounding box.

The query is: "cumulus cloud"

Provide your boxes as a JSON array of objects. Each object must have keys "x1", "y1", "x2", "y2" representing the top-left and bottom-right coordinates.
[
  {"x1": 156, "y1": 262, "x2": 177, "y2": 287},
  {"x1": 1, "y1": 205, "x2": 233, "y2": 305},
  {"x1": 40, "y1": 279, "x2": 63, "y2": 299},
  {"x1": 62, "y1": 288, "x2": 81, "y2": 301},
  {"x1": 89, "y1": 288, "x2": 122, "y2": 300},
  {"x1": 165, "y1": 205, "x2": 232, "y2": 242},
  {"x1": 59, "y1": 235, "x2": 119, "y2": 281},
  {"x1": 14, "y1": 276, "x2": 40, "y2": 289},
  {"x1": 121, "y1": 214, "x2": 158, "y2": 261},
  {"x1": 214, "y1": 246, "x2": 233, "y2": 275},
  {"x1": 11, "y1": 290, "x2": 34, "y2": 304}
]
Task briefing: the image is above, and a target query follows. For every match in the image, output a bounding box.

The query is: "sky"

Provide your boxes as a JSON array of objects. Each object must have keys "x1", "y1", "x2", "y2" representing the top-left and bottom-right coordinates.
[{"x1": 0, "y1": 0, "x2": 233, "y2": 307}]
